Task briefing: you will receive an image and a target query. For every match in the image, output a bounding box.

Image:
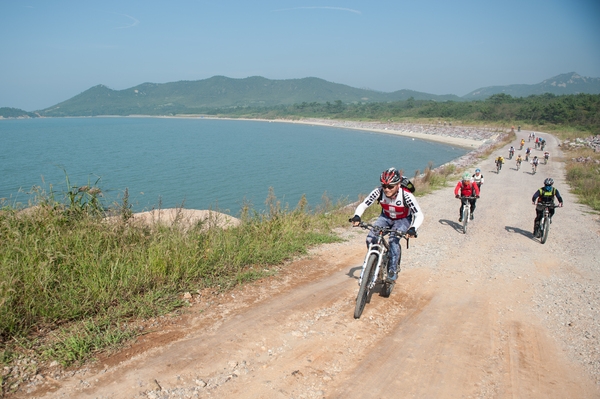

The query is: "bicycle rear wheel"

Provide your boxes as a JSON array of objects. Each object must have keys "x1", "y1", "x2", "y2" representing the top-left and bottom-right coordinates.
[
  {"x1": 354, "y1": 254, "x2": 377, "y2": 319},
  {"x1": 541, "y1": 216, "x2": 550, "y2": 244}
]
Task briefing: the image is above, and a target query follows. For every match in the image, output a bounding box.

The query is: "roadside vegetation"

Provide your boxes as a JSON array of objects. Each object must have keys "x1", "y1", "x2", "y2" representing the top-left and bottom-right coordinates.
[{"x1": 1, "y1": 93, "x2": 598, "y2": 394}]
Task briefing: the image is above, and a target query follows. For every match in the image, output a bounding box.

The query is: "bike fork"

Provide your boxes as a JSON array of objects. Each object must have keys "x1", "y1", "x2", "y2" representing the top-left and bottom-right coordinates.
[{"x1": 358, "y1": 246, "x2": 382, "y2": 287}]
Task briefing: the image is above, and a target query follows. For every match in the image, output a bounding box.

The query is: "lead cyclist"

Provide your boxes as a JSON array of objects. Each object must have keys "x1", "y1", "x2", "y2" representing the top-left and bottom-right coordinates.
[{"x1": 351, "y1": 168, "x2": 424, "y2": 282}]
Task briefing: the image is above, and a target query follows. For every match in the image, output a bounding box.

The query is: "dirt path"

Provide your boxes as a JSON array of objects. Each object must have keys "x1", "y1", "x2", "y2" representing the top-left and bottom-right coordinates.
[{"x1": 23, "y1": 133, "x2": 600, "y2": 399}]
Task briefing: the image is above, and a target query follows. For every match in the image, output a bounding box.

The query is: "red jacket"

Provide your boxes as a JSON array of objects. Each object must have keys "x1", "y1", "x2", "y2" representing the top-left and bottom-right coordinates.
[{"x1": 454, "y1": 181, "x2": 480, "y2": 197}]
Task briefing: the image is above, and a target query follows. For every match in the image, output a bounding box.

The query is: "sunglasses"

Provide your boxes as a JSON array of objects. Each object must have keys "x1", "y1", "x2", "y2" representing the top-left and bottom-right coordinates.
[{"x1": 382, "y1": 184, "x2": 397, "y2": 190}]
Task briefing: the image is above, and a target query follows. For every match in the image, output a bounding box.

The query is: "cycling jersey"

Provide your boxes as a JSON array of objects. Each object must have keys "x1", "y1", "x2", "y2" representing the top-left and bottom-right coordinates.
[
  {"x1": 354, "y1": 187, "x2": 424, "y2": 229},
  {"x1": 532, "y1": 187, "x2": 563, "y2": 204},
  {"x1": 454, "y1": 180, "x2": 480, "y2": 197}
]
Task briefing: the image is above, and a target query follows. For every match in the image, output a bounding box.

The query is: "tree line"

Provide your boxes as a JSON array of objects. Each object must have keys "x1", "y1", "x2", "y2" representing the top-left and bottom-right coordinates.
[{"x1": 196, "y1": 93, "x2": 600, "y2": 134}]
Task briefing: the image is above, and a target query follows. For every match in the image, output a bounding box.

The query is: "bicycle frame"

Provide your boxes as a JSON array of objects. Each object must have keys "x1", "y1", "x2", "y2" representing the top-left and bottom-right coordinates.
[
  {"x1": 358, "y1": 237, "x2": 387, "y2": 290},
  {"x1": 353, "y1": 222, "x2": 407, "y2": 318},
  {"x1": 539, "y1": 204, "x2": 556, "y2": 244},
  {"x1": 459, "y1": 196, "x2": 477, "y2": 234}
]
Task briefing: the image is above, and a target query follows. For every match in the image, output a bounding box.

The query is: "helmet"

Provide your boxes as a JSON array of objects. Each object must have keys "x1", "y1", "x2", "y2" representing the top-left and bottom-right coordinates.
[
  {"x1": 380, "y1": 168, "x2": 401, "y2": 185},
  {"x1": 475, "y1": 168, "x2": 480, "y2": 173},
  {"x1": 462, "y1": 172, "x2": 471, "y2": 181},
  {"x1": 544, "y1": 177, "x2": 554, "y2": 186}
]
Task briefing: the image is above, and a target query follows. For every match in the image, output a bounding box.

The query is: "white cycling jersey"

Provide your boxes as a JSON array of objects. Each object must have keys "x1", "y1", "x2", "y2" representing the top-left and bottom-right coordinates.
[{"x1": 354, "y1": 187, "x2": 424, "y2": 230}]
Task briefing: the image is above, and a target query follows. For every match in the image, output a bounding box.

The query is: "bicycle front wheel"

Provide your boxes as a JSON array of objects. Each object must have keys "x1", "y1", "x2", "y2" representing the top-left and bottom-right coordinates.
[
  {"x1": 355, "y1": 253, "x2": 377, "y2": 319},
  {"x1": 462, "y1": 207, "x2": 469, "y2": 234},
  {"x1": 541, "y1": 216, "x2": 550, "y2": 244}
]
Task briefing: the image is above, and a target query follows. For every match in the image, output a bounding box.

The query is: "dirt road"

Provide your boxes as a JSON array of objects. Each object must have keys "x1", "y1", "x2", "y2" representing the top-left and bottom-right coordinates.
[{"x1": 25, "y1": 133, "x2": 600, "y2": 398}]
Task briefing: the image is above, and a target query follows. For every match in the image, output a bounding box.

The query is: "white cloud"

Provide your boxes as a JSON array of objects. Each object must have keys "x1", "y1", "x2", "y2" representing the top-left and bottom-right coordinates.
[
  {"x1": 113, "y1": 13, "x2": 140, "y2": 29},
  {"x1": 272, "y1": 6, "x2": 361, "y2": 15}
]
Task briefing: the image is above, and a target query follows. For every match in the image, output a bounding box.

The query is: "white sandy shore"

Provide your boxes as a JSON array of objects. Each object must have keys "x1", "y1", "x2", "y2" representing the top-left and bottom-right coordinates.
[{"x1": 175, "y1": 116, "x2": 502, "y2": 149}]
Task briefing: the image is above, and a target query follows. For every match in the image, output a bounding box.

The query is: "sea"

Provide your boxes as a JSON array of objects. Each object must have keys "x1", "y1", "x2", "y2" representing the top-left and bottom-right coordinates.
[{"x1": 0, "y1": 117, "x2": 466, "y2": 216}]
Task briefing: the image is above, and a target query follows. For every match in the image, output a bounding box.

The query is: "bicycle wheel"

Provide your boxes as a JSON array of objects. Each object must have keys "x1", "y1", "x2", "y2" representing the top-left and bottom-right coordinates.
[
  {"x1": 541, "y1": 216, "x2": 550, "y2": 244},
  {"x1": 354, "y1": 253, "x2": 377, "y2": 319},
  {"x1": 462, "y1": 206, "x2": 469, "y2": 234}
]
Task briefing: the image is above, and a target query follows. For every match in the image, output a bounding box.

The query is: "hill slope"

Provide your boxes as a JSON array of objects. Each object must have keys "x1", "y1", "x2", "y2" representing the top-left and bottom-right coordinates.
[
  {"x1": 463, "y1": 72, "x2": 600, "y2": 100},
  {"x1": 38, "y1": 76, "x2": 461, "y2": 117}
]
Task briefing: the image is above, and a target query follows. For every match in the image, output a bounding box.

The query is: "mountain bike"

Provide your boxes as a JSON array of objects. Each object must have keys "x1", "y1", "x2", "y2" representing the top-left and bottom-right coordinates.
[
  {"x1": 532, "y1": 162, "x2": 537, "y2": 174},
  {"x1": 538, "y1": 204, "x2": 557, "y2": 244},
  {"x1": 496, "y1": 161, "x2": 501, "y2": 174},
  {"x1": 351, "y1": 221, "x2": 408, "y2": 319},
  {"x1": 458, "y1": 196, "x2": 477, "y2": 234},
  {"x1": 516, "y1": 160, "x2": 522, "y2": 171},
  {"x1": 508, "y1": 149, "x2": 514, "y2": 159},
  {"x1": 544, "y1": 154, "x2": 549, "y2": 164}
]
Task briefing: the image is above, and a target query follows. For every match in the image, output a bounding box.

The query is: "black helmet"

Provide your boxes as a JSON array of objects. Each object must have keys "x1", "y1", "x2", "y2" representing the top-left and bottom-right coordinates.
[
  {"x1": 544, "y1": 178, "x2": 554, "y2": 186},
  {"x1": 380, "y1": 168, "x2": 401, "y2": 185}
]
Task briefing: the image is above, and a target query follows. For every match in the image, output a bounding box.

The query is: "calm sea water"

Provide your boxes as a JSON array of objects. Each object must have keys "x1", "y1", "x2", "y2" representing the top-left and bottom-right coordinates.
[{"x1": 0, "y1": 117, "x2": 465, "y2": 215}]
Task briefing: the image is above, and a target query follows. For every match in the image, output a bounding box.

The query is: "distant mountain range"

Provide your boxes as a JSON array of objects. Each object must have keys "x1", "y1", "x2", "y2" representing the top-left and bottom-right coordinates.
[
  {"x1": 1, "y1": 72, "x2": 598, "y2": 118},
  {"x1": 463, "y1": 72, "x2": 600, "y2": 100}
]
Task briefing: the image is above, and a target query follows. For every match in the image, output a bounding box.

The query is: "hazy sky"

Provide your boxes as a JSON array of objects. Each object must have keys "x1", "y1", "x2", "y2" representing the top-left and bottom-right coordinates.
[{"x1": 1, "y1": 0, "x2": 599, "y2": 111}]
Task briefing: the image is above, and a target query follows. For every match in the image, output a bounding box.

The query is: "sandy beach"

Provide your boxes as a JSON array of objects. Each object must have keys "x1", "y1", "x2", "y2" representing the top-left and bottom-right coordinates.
[{"x1": 170, "y1": 115, "x2": 504, "y2": 149}]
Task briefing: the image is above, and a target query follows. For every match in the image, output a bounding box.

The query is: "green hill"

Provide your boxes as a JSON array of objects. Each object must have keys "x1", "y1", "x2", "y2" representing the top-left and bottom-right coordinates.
[
  {"x1": 0, "y1": 107, "x2": 38, "y2": 119},
  {"x1": 38, "y1": 76, "x2": 462, "y2": 117},
  {"x1": 463, "y1": 72, "x2": 600, "y2": 100}
]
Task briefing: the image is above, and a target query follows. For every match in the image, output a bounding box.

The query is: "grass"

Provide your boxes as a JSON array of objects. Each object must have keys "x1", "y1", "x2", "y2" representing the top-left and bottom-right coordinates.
[
  {"x1": 0, "y1": 184, "x2": 352, "y2": 393},
  {"x1": 563, "y1": 147, "x2": 600, "y2": 211}
]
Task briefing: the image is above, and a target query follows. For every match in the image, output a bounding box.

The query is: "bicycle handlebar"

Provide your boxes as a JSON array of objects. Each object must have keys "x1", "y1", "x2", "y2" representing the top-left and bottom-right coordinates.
[
  {"x1": 457, "y1": 196, "x2": 478, "y2": 200},
  {"x1": 350, "y1": 221, "x2": 407, "y2": 238}
]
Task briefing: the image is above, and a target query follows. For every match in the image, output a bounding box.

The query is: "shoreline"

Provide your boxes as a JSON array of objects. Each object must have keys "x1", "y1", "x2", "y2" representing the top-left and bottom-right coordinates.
[{"x1": 169, "y1": 115, "x2": 501, "y2": 149}]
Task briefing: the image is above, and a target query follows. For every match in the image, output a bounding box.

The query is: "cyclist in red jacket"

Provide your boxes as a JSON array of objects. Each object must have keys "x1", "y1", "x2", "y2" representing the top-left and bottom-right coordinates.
[{"x1": 454, "y1": 172, "x2": 480, "y2": 221}]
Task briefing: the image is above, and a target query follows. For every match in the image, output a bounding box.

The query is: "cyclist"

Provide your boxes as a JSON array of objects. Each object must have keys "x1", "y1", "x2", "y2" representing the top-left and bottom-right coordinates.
[
  {"x1": 520, "y1": 139, "x2": 525, "y2": 149},
  {"x1": 516, "y1": 154, "x2": 523, "y2": 169},
  {"x1": 495, "y1": 156, "x2": 505, "y2": 171},
  {"x1": 472, "y1": 168, "x2": 484, "y2": 189},
  {"x1": 525, "y1": 147, "x2": 531, "y2": 161},
  {"x1": 350, "y1": 168, "x2": 423, "y2": 281},
  {"x1": 531, "y1": 156, "x2": 539, "y2": 173},
  {"x1": 454, "y1": 172, "x2": 480, "y2": 221},
  {"x1": 540, "y1": 138, "x2": 546, "y2": 151},
  {"x1": 508, "y1": 146, "x2": 515, "y2": 159},
  {"x1": 532, "y1": 178, "x2": 563, "y2": 238},
  {"x1": 544, "y1": 151, "x2": 550, "y2": 163}
]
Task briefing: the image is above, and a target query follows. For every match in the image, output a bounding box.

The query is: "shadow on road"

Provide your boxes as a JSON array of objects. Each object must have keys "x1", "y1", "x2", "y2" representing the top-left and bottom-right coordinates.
[
  {"x1": 439, "y1": 219, "x2": 463, "y2": 233},
  {"x1": 347, "y1": 265, "x2": 361, "y2": 280},
  {"x1": 505, "y1": 225, "x2": 537, "y2": 240}
]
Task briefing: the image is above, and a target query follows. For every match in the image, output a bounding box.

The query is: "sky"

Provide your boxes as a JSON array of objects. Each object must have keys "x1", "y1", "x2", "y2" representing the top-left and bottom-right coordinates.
[{"x1": 1, "y1": 0, "x2": 599, "y2": 111}]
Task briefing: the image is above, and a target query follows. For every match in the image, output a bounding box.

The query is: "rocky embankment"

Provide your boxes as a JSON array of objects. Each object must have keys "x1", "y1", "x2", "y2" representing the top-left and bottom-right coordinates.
[{"x1": 560, "y1": 134, "x2": 600, "y2": 163}]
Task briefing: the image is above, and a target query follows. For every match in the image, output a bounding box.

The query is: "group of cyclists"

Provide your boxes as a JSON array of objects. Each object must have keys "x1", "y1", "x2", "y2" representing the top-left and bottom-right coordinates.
[{"x1": 349, "y1": 131, "x2": 562, "y2": 285}]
